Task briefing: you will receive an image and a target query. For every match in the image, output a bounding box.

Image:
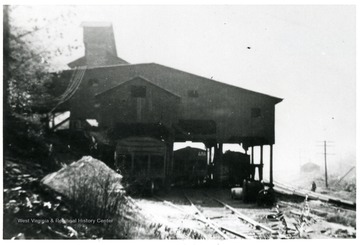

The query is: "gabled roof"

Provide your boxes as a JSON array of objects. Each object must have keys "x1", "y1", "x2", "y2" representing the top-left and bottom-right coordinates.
[
  {"x1": 78, "y1": 62, "x2": 283, "y2": 104},
  {"x1": 95, "y1": 75, "x2": 181, "y2": 98}
]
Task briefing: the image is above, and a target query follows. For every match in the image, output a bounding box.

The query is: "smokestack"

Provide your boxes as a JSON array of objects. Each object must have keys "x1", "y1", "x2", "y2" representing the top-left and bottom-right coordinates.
[{"x1": 68, "y1": 22, "x2": 129, "y2": 68}]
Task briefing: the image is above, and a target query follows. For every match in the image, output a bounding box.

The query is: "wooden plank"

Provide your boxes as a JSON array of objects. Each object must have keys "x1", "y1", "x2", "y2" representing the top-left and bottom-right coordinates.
[
  {"x1": 273, "y1": 181, "x2": 356, "y2": 209},
  {"x1": 270, "y1": 144, "x2": 273, "y2": 185}
]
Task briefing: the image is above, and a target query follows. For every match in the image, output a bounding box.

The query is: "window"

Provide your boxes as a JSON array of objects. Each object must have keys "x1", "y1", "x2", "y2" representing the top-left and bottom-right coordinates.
[
  {"x1": 188, "y1": 90, "x2": 199, "y2": 98},
  {"x1": 251, "y1": 108, "x2": 261, "y2": 118},
  {"x1": 131, "y1": 85, "x2": 146, "y2": 98}
]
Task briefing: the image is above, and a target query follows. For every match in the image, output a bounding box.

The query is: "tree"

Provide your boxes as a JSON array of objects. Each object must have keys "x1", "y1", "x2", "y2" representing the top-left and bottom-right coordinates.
[
  {"x1": 3, "y1": 5, "x2": 77, "y2": 115},
  {"x1": 3, "y1": 6, "x2": 78, "y2": 157},
  {"x1": 3, "y1": 5, "x2": 10, "y2": 118}
]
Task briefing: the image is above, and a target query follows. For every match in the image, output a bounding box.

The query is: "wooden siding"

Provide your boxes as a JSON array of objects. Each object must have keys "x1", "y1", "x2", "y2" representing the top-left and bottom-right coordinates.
[
  {"x1": 95, "y1": 76, "x2": 180, "y2": 128},
  {"x1": 64, "y1": 63, "x2": 281, "y2": 145}
]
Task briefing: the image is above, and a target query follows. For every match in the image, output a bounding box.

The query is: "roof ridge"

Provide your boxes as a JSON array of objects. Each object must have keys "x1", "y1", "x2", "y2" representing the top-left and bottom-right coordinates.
[
  {"x1": 147, "y1": 63, "x2": 283, "y2": 103},
  {"x1": 65, "y1": 61, "x2": 283, "y2": 103}
]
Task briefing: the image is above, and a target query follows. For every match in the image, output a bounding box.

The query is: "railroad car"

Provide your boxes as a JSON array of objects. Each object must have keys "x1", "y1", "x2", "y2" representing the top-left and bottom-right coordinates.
[
  {"x1": 173, "y1": 147, "x2": 208, "y2": 186},
  {"x1": 221, "y1": 150, "x2": 251, "y2": 186},
  {"x1": 114, "y1": 137, "x2": 170, "y2": 193}
]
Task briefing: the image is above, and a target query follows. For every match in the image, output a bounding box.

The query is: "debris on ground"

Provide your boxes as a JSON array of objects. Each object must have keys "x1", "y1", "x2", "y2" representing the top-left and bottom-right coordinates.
[
  {"x1": 3, "y1": 157, "x2": 106, "y2": 239},
  {"x1": 4, "y1": 155, "x2": 203, "y2": 240},
  {"x1": 264, "y1": 194, "x2": 356, "y2": 239}
]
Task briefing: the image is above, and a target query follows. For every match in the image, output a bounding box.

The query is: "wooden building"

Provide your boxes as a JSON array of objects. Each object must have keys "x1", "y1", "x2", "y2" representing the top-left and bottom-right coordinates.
[{"x1": 50, "y1": 22, "x2": 282, "y2": 187}]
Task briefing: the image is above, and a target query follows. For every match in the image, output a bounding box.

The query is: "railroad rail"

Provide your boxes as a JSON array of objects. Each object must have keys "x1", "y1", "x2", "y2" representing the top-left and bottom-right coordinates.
[
  {"x1": 141, "y1": 185, "x2": 355, "y2": 239},
  {"x1": 155, "y1": 192, "x2": 277, "y2": 239},
  {"x1": 183, "y1": 194, "x2": 231, "y2": 239},
  {"x1": 210, "y1": 196, "x2": 276, "y2": 234}
]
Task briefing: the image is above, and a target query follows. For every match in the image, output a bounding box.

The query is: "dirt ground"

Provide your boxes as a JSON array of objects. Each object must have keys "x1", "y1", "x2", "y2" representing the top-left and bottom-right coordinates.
[{"x1": 134, "y1": 187, "x2": 356, "y2": 239}]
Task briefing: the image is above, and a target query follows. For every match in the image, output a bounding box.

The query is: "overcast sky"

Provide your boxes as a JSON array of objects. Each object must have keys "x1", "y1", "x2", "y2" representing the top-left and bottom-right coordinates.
[{"x1": 11, "y1": 5, "x2": 356, "y2": 182}]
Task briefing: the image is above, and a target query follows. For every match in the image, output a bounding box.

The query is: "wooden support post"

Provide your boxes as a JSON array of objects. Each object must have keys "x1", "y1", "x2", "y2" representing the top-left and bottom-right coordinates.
[
  {"x1": 206, "y1": 147, "x2": 210, "y2": 165},
  {"x1": 170, "y1": 143, "x2": 174, "y2": 176},
  {"x1": 251, "y1": 146, "x2": 254, "y2": 164},
  {"x1": 213, "y1": 143, "x2": 223, "y2": 183},
  {"x1": 251, "y1": 146, "x2": 255, "y2": 180},
  {"x1": 51, "y1": 114, "x2": 55, "y2": 129},
  {"x1": 270, "y1": 145, "x2": 273, "y2": 186},
  {"x1": 259, "y1": 145, "x2": 263, "y2": 181},
  {"x1": 219, "y1": 143, "x2": 223, "y2": 183},
  {"x1": 209, "y1": 146, "x2": 213, "y2": 180}
]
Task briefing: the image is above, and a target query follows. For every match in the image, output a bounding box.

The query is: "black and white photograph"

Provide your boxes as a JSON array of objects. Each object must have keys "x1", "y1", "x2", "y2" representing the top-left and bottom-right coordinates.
[{"x1": 2, "y1": 2, "x2": 357, "y2": 240}]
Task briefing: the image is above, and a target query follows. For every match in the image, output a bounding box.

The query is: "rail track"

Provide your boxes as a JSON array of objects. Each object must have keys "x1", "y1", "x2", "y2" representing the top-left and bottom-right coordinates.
[
  {"x1": 273, "y1": 181, "x2": 356, "y2": 210},
  {"x1": 155, "y1": 191, "x2": 281, "y2": 239},
  {"x1": 137, "y1": 184, "x2": 356, "y2": 239}
]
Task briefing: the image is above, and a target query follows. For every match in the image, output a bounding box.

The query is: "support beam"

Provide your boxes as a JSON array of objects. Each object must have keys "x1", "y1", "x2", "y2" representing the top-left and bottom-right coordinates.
[
  {"x1": 251, "y1": 146, "x2": 255, "y2": 180},
  {"x1": 213, "y1": 143, "x2": 223, "y2": 183},
  {"x1": 207, "y1": 147, "x2": 210, "y2": 165},
  {"x1": 270, "y1": 145, "x2": 273, "y2": 186},
  {"x1": 251, "y1": 146, "x2": 254, "y2": 164},
  {"x1": 51, "y1": 114, "x2": 55, "y2": 128},
  {"x1": 259, "y1": 145, "x2": 263, "y2": 181},
  {"x1": 170, "y1": 143, "x2": 174, "y2": 176}
]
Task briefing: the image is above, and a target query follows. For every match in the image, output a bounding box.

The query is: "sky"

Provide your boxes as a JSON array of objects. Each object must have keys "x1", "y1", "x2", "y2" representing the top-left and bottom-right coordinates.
[{"x1": 10, "y1": 5, "x2": 356, "y2": 183}]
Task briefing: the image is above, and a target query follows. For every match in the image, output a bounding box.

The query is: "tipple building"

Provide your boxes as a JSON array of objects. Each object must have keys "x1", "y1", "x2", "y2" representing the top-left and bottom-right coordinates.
[{"x1": 49, "y1": 22, "x2": 282, "y2": 188}]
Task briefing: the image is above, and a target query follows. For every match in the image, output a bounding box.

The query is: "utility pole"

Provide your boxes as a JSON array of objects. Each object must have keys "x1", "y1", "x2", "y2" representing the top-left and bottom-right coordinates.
[
  {"x1": 317, "y1": 140, "x2": 334, "y2": 189},
  {"x1": 324, "y1": 141, "x2": 328, "y2": 188}
]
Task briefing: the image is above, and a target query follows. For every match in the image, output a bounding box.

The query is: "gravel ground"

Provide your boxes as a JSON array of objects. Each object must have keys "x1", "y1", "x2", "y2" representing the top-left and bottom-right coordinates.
[{"x1": 134, "y1": 187, "x2": 356, "y2": 239}]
